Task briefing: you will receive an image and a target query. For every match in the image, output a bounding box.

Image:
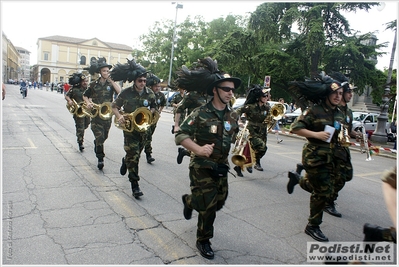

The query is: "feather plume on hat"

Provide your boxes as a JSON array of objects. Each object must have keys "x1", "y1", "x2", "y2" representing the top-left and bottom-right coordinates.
[
  {"x1": 83, "y1": 57, "x2": 98, "y2": 75},
  {"x1": 174, "y1": 57, "x2": 222, "y2": 94},
  {"x1": 287, "y1": 72, "x2": 342, "y2": 111},
  {"x1": 110, "y1": 58, "x2": 148, "y2": 83},
  {"x1": 68, "y1": 72, "x2": 87, "y2": 87},
  {"x1": 328, "y1": 71, "x2": 352, "y2": 92}
]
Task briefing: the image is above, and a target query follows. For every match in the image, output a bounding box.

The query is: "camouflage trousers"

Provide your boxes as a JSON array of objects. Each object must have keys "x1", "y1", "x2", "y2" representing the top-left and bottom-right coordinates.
[
  {"x1": 144, "y1": 123, "x2": 157, "y2": 155},
  {"x1": 91, "y1": 117, "x2": 112, "y2": 160},
  {"x1": 73, "y1": 115, "x2": 90, "y2": 143},
  {"x1": 249, "y1": 133, "x2": 268, "y2": 161},
  {"x1": 303, "y1": 164, "x2": 337, "y2": 226},
  {"x1": 185, "y1": 167, "x2": 228, "y2": 242},
  {"x1": 123, "y1": 131, "x2": 147, "y2": 182}
]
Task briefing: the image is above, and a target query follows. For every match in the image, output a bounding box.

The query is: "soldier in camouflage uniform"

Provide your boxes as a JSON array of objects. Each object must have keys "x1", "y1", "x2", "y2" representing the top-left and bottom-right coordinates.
[
  {"x1": 83, "y1": 57, "x2": 121, "y2": 170},
  {"x1": 65, "y1": 72, "x2": 91, "y2": 152},
  {"x1": 287, "y1": 77, "x2": 345, "y2": 242},
  {"x1": 111, "y1": 59, "x2": 156, "y2": 198},
  {"x1": 235, "y1": 85, "x2": 271, "y2": 173},
  {"x1": 144, "y1": 73, "x2": 166, "y2": 164},
  {"x1": 287, "y1": 73, "x2": 356, "y2": 219},
  {"x1": 176, "y1": 63, "x2": 242, "y2": 259},
  {"x1": 174, "y1": 89, "x2": 208, "y2": 164},
  {"x1": 328, "y1": 73, "x2": 357, "y2": 217},
  {"x1": 170, "y1": 87, "x2": 186, "y2": 133}
]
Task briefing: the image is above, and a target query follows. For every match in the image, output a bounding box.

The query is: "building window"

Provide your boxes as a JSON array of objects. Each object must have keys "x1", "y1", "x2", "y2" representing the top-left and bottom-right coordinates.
[
  {"x1": 80, "y1": 56, "x2": 86, "y2": 65},
  {"x1": 44, "y1": 52, "x2": 49, "y2": 61}
]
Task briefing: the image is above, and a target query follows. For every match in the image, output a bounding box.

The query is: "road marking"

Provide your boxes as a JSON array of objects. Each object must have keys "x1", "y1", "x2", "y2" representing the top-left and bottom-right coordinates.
[{"x1": 2, "y1": 138, "x2": 37, "y2": 150}]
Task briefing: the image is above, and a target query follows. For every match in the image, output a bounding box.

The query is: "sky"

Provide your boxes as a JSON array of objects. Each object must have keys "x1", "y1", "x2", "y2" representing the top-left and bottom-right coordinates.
[{"x1": 1, "y1": 1, "x2": 398, "y2": 71}]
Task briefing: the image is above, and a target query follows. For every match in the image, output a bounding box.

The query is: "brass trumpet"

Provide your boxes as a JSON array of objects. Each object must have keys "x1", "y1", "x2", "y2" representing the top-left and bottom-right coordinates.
[
  {"x1": 82, "y1": 102, "x2": 113, "y2": 119},
  {"x1": 114, "y1": 107, "x2": 152, "y2": 132},
  {"x1": 66, "y1": 99, "x2": 86, "y2": 118},
  {"x1": 98, "y1": 102, "x2": 113, "y2": 120},
  {"x1": 231, "y1": 121, "x2": 251, "y2": 167},
  {"x1": 338, "y1": 124, "x2": 351, "y2": 147},
  {"x1": 82, "y1": 103, "x2": 99, "y2": 118},
  {"x1": 265, "y1": 103, "x2": 286, "y2": 132}
]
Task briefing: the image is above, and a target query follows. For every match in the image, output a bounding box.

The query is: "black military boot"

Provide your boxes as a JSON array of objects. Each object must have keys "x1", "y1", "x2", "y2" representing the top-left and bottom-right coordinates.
[
  {"x1": 120, "y1": 157, "x2": 127, "y2": 176},
  {"x1": 323, "y1": 201, "x2": 342, "y2": 217},
  {"x1": 146, "y1": 153, "x2": 155, "y2": 164},
  {"x1": 234, "y1": 166, "x2": 243, "y2": 177},
  {"x1": 246, "y1": 166, "x2": 253, "y2": 173},
  {"x1": 305, "y1": 223, "x2": 329, "y2": 242},
  {"x1": 254, "y1": 159, "x2": 263, "y2": 171},
  {"x1": 296, "y1": 163, "x2": 304, "y2": 176},
  {"x1": 78, "y1": 142, "x2": 84, "y2": 152},
  {"x1": 171, "y1": 125, "x2": 175, "y2": 134},
  {"x1": 131, "y1": 181, "x2": 143, "y2": 198},
  {"x1": 97, "y1": 158, "x2": 104, "y2": 170},
  {"x1": 363, "y1": 223, "x2": 396, "y2": 243},
  {"x1": 181, "y1": 194, "x2": 193, "y2": 220},
  {"x1": 196, "y1": 240, "x2": 214, "y2": 259},
  {"x1": 287, "y1": 171, "x2": 300, "y2": 194},
  {"x1": 177, "y1": 147, "x2": 190, "y2": 164}
]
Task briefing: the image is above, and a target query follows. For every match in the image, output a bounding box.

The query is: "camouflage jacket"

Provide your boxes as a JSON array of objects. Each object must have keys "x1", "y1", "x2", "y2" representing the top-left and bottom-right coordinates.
[
  {"x1": 83, "y1": 78, "x2": 117, "y2": 104},
  {"x1": 236, "y1": 102, "x2": 271, "y2": 136},
  {"x1": 339, "y1": 104, "x2": 354, "y2": 133},
  {"x1": 66, "y1": 86, "x2": 86, "y2": 103},
  {"x1": 290, "y1": 101, "x2": 345, "y2": 146},
  {"x1": 176, "y1": 91, "x2": 208, "y2": 115},
  {"x1": 154, "y1": 91, "x2": 167, "y2": 110},
  {"x1": 171, "y1": 92, "x2": 184, "y2": 106},
  {"x1": 112, "y1": 86, "x2": 156, "y2": 113},
  {"x1": 175, "y1": 101, "x2": 239, "y2": 168}
]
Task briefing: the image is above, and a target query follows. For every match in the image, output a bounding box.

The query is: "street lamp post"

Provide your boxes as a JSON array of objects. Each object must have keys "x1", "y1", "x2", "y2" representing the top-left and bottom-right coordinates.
[
  {"x1": 168, "y1": 2, "x2": 183, "y2": 88},
  {"x1": 371, "y1": 27, "x2": 397, "y2": 143}
]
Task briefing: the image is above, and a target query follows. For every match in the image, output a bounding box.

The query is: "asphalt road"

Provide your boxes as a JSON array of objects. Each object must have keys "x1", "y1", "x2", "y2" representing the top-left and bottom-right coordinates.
[{"x1": 2, "y1": 84, "x2": 397, "y2": 265}]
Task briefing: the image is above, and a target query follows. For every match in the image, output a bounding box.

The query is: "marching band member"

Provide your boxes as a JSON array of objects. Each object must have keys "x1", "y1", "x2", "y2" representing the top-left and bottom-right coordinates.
[
  {"x1": 110, "y1": 59, "x2": 156, "y2": 199},
  {"x1": 286, "y1": 73, "x2": 345, "y2": 242},
  {"x1": 234, "y1": 84, "x2": 271, "y2": 176},
  {"x1": 175, "y1": 57, "x2": 241, "y2": 259},
  {"x1": 83, "y1": 57, "x2": 121, "y2": 170},
  {"x1": 65, "y1": 72, "x2": 90, "y2": 152},
  {"x1": 144, "y1": 73, "x2": 166, "y2": 164}
]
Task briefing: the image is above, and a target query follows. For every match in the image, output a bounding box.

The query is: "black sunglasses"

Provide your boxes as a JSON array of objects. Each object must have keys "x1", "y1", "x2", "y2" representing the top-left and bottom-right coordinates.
[{"x1": 217, "y1": 86, "x2": 235, "y2": 92}]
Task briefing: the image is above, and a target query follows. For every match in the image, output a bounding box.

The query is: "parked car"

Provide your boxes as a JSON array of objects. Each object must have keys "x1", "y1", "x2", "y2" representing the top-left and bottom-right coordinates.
[
  {"x1": 351, "y1": 112, "x2": 390, "y2": 136},
  {"x1": 284, "y1": 108, "x2": 302, "y2": 124},
  {"x1": 232, "y1": 97, "x2": 246, "y2": 110}
]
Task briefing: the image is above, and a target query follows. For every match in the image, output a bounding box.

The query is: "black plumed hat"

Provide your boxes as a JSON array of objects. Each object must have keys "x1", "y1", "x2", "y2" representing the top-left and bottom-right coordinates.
[
  {"x1": 244, "y1": 84, "x2": 270, "y2": 105},
  {"x1": 110, "y1": 58, "x2": 149, "y2": 83},
  {"x1": 68, "y1": 72, "x2": 87, "y2": 87},
  {"x1": 83, "y1": 57, "x2": 98, "y2": 75},
  {"x1": 287, "y1": 72, "x2": 342, "y2": 110},
  {"x1": 96, "y1": 57, "x2": 112, "y2": 72},
  {"x1": 175, "y1": 57, "x2": 241, "y2": 96},
  {"x1": 146, "y1": 73, "x2": 161, "y2": 87}
]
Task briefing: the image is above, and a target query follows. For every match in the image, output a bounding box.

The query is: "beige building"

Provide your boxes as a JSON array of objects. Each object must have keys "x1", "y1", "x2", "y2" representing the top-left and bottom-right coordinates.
[
  {"x1": 15, "y1": 46, "x2": 31, "y2": 81},
  {"x1": 33, "y1": 35, "x2": 133, "y2": 84},
  {"x1": 2, "y1": 31, "x2": 21, "y2": 83}
]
